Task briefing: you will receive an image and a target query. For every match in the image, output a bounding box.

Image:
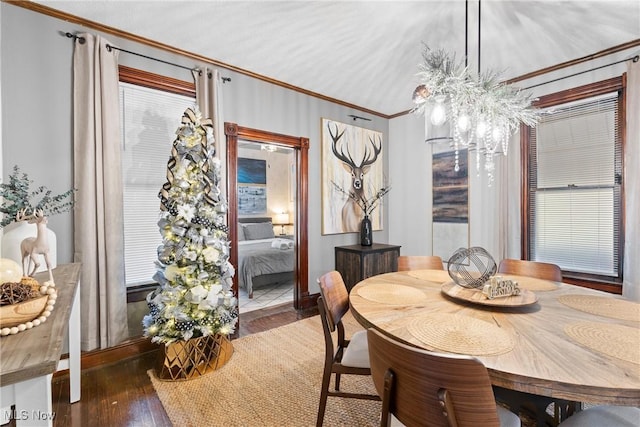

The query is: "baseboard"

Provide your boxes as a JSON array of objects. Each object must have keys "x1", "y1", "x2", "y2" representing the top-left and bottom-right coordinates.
[
  {"x1": 299, "y1": 292, "x2": 319, "y2": 310},
  {"x1": 54, "y1": 336, "x2": 159, "y2": 379},
  {"x1": 54, "y1": 301, "x2": 321, "y2": 378}
]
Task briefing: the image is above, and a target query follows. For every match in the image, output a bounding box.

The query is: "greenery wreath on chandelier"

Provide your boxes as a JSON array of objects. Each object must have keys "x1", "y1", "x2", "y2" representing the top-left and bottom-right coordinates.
[{"x1": 412, "y1": 45, "x2": 539, "y2": 133}]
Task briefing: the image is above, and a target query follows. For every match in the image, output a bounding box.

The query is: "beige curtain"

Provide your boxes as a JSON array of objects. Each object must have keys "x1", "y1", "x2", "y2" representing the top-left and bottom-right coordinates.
[
  {"x1": 624, "y1": 58, "x2": 640, "y2": 301},
  {"x1": 469, "y1": 148, "x2": 509, "y2": 263},
  {"x1": 193, "y1": 68, "x2": 226, "y2": 197},
  {"x1": 73, "y1": 33, "x2": 128, "y2": 350}
]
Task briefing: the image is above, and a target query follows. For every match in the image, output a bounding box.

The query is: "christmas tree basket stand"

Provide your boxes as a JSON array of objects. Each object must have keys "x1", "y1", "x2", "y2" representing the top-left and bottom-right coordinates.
[{"x1": 155, "y1": 333, "x2": 234, "y2": 381}]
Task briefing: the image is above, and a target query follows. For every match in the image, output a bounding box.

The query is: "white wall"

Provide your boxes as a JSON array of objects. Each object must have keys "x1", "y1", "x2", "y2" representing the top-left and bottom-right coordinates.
[
  {"x1": 388, "y1": 113, "x2": 433, "y2": 255},
  {"x1": 1, "y1": 5, "x2": 75, "y2": 261},
  {"x1": 0, "y1": 3, "x2": 389, "y2": 295}
]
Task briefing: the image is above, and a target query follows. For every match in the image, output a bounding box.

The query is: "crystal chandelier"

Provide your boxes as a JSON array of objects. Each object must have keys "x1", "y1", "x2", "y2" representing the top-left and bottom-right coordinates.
[{"x1": 412, "y1": 1, "x2": 539, "y2": 185}]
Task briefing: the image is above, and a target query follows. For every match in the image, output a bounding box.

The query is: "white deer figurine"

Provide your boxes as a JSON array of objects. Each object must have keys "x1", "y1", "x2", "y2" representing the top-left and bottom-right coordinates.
[{"x1": 17, "y1": 209, "x2": 54, "y2": 283}]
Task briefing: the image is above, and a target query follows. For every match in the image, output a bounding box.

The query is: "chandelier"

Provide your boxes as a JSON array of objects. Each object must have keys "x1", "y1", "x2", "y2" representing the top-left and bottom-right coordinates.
[{"x1": 412, "y1": 1, "x2": 539, "y2": 185}]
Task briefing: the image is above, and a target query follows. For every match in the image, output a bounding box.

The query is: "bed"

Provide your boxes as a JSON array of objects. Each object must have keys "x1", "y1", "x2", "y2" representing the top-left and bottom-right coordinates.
[{"x1": 237, "y1": 217, "x2": 295, "y2": 298}]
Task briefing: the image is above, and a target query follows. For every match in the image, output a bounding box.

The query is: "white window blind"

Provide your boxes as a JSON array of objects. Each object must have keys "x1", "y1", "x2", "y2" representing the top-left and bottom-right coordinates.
[
  {"x1": 529, "y1": 93, "x2": 621, "y2": 277},
  {"x1": 119, "y1": 83, "x2": 195, "y2": 286}
]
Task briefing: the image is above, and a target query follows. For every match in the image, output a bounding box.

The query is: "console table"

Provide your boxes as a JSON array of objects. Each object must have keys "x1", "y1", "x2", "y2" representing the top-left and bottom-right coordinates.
[
  {"x1": 0, "y1": 263, "x2": 81, "y2": 426},
  {"x1": 335, "y1": 243, "x2": 401, "y2": 291}
]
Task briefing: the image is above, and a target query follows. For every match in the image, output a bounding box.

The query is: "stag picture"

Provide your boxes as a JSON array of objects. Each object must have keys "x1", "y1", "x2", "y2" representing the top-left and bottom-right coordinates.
[{"x1": 321, "y1": 119, "x2": 384, "y2": 235}]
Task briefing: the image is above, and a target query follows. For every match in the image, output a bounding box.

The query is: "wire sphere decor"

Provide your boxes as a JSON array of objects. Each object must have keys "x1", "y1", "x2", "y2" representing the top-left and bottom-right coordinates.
[{"x1": 447, "y1": 247, "x2": 497, "y2": 289}]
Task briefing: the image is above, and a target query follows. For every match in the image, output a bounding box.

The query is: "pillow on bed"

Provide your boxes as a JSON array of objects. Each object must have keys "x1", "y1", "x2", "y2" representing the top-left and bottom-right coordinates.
[
  {"x1": 237, "y1": 224, "x2": 246, "y2": 241},
  {"x1": 243, "y1": 222, "x2": 275, "y2": 240}
]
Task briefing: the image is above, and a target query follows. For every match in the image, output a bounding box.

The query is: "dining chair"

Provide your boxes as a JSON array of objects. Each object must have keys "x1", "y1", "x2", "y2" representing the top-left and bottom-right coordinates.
[
  {"x1": 367, "y1": 328, "x2": 521, "y2": 427},
  {"x1": 557, "y1": 405, "x2": 640, "y2": 426},
  {"x1": 397, "y1": 255, "x2": 444, "y2": 271},
  {"x1": 316, "y1": 271, "x2": 380, "y2": 427},
  {"x1": 496, "y1": 258, "x2": 569, "y2": 426},
  {"x1": 497, "y1": 259, "x2": 562, "y2": 282}
]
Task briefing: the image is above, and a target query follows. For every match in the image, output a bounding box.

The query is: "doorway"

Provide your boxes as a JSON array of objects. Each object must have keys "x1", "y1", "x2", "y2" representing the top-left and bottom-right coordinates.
[
  {"x1": 236, "y1": 140, "x2": 295, "y2": 312},
  {"x1": 225, "y1": 123, "x2": 311, "y2": 315}
]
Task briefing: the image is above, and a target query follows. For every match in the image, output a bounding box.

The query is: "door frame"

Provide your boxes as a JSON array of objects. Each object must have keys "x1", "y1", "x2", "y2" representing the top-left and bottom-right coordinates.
[{"x1": 225, "y1": 122, "x2": 312, "y2": 310}]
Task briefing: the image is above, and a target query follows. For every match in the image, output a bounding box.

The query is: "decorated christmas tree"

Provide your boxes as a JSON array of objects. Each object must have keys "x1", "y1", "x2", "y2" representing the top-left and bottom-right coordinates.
[{"x1": 143, "y1": 108, "x2": 238, "y2": 345}]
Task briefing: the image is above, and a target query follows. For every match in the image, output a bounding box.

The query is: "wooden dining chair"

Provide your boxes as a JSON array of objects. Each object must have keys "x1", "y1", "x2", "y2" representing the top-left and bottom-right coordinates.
[
  {"x1": 497, "y1": 259, "x2": 562, "y2": 282},
  {"x1": 397, "y1": 255, "x2": 444, "y2": 271},
  {"x1": 496, "y1": 258, "x2": 568, "y2": 426},
  {"x1": 316, "y1": 271, "x2": 380, "y2": 427},
  {"x1": 367, "y1": 328, "x2": 521, "y2": 427}
]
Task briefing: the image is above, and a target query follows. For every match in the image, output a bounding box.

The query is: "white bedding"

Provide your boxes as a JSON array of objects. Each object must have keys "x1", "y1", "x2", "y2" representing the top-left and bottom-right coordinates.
[{"x1": 237, "y1": 238, "x2": 294, "y2": 297}]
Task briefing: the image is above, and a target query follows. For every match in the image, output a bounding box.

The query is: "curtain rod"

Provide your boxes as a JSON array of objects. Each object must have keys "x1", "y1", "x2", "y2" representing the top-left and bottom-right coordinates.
[
  {"x1": 522, "y1": 55, "x2": 638, "y2": 90},
  {"x1": 64, "y1": 32, "x2": 231, "y2": 82}
]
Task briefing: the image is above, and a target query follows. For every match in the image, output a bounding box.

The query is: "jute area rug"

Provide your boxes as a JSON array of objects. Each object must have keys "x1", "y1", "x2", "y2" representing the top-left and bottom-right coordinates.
[{"x1": 149, "y1": 313, "x2": 382, "y2": 427}]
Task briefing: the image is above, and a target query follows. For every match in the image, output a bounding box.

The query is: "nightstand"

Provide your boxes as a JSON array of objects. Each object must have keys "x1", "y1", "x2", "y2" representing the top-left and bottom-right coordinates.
[{"x1": 335, "y1": 243, "x2": 401, "y2": 291}]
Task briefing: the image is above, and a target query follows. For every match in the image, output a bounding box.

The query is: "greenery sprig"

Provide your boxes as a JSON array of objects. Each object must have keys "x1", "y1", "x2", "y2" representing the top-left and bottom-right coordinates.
[
  {"x1": 331, "y1": 181, "x2": 391, "y2": 217},
  {"x1": 0, "y1": 165, "x2": 75, "y2": 228},
  {"x1": 412, "y1": 45, "x2": 539, "y2": 131}
]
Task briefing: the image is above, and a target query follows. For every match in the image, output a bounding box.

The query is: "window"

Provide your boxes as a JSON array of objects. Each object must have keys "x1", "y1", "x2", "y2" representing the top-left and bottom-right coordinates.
[
  {"x1": 523, "y1": 76, "x2": 625, "y2": 285},
  {"x1": 119, "y1": 67, "x2": 196, "y2": 286}
]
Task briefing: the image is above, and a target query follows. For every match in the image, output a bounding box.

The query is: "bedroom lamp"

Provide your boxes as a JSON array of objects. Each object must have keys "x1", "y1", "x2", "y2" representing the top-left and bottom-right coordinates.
[{"x1": 273, "y1": 213, "x2": 290, "y2": 235}]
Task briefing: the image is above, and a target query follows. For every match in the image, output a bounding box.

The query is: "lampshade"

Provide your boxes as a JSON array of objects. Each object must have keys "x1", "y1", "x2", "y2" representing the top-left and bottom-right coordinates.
[
  {"x1": 274, "y1": 213, "x2": 289, "y2": 225},
  {"x1": 424, "y1": 101, "x2": 453, "y2": 145}
]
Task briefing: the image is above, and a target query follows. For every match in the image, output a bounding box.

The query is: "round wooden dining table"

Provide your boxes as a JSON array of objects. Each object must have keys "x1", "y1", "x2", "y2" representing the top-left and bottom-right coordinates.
[{"x1": 349, "y1": 269, "x2": 640, "y2": 406}]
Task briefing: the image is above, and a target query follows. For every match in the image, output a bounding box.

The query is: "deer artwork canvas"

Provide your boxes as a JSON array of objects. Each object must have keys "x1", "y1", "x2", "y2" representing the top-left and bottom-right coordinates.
[{"x1": 321, "y1": 118, "x2": 385, "y2": 235}]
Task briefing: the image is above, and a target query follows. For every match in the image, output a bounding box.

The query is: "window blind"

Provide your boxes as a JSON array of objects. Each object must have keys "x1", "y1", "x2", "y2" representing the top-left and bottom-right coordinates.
[
  {"x1": 119, "y1": 83, "x2": 195, "y2": 286},
  {"x1": 529, "y1": 93, "x2": 621, "y2": 277}
]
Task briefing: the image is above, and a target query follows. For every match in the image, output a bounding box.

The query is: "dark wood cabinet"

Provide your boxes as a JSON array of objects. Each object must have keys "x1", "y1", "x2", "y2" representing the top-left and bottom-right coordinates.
[{"x1": 335, "y1": 243, "x2": 401, "y2": 291}]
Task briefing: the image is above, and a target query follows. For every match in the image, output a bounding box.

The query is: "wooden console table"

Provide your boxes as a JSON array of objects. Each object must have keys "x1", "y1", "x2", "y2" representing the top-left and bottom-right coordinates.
[
  {"x1": 0, "y1": 263, "x2": 81, "y2": 426},
  {"x1": 335, "y1": 243, "x2": 401, "y2": 291}
]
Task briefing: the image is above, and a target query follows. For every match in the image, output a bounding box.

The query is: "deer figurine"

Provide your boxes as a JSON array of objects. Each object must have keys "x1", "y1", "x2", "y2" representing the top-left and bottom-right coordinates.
[
  {"x1": 17, "y1": 209, "x2": 54, "y2": 283},
  {"x1": 328, "y1": 122, "x2": 382, "y2": 232}
]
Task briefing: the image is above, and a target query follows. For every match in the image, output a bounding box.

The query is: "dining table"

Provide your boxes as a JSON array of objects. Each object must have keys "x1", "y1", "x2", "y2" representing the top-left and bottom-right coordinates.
[{"x1": 349, "y1": 269, "x2": 640, "y2": 409}]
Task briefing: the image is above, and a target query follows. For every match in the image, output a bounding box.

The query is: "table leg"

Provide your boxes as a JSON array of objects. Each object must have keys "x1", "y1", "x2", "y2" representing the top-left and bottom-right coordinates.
[
  {"x1": 494, "y1": 386, "x2": 555, "y2": 427},
  {"x1": 68, "y1": 284, "x2": 81, "y2": 403},
  {"x1": 14, "y1": 374, "x2": 54, "y2": 427},
  {"x1": 1, "y1": 384, "x2": 14, "y2": 425}
]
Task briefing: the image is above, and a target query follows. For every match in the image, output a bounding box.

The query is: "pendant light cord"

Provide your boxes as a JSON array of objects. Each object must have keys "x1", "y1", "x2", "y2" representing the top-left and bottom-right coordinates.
[
  {"x1": 465, "y1": 0, "x2": 481, "y2": 76},
  {"x1": 478, "y1": 0, "x2": 481, "y2": 77},
  {"x1": 465, "y1": 0, "x2": 469, "y2": 68}
]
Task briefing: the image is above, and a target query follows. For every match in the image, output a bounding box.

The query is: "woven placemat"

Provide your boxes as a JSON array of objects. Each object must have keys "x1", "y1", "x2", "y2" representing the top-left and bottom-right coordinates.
[
  {"x1": 407, "y1": 269, "x2": 451, "y2": 283},
  {"x1": 558, "y1": 295, "x2": 640, "y2": 322},
  {"x1": 564, "y1": 322, "x2": 640, "y2": 365},
  {"x1": 407, "y1": 313, "x2": 515, "y2": 356},
  {"x1": 357, "y1": 283, "x2": 427, "y2": 305},
  {"x1": 501, "y1": 275, "x2": 558, "y2": 292}
]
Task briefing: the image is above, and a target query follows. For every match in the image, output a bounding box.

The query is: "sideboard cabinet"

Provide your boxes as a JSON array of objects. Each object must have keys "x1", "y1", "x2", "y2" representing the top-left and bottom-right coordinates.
[{"x1": 335, "y1": 243, "x2": 401, "y2": 291}]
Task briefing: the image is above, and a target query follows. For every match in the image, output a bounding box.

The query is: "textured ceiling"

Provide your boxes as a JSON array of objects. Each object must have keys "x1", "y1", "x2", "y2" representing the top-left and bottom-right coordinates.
[{"x1": 38, "y1": 1, "x2": 640, "y2": 116}]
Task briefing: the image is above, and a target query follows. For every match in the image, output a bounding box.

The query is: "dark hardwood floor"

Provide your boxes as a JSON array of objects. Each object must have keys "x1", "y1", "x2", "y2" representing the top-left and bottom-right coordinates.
[{"x1": 11, "y1": 303, "x2": 318, "y2": 427}]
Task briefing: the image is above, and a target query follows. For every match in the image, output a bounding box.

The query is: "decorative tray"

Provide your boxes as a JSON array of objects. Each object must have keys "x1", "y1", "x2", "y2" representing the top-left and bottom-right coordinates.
[{"x1": 441, "y1": 281, "x2": 538, "y2": 307}]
